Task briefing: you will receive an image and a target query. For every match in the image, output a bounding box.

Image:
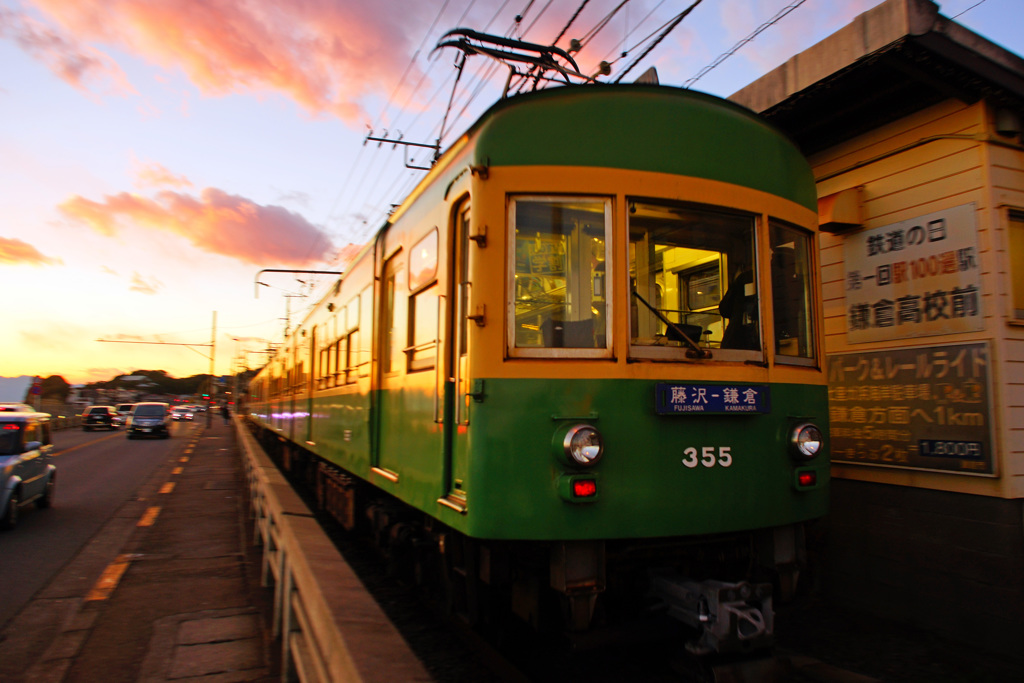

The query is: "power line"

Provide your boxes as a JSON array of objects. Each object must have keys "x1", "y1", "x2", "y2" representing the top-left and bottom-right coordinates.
[
  {"x1": 952, "y1": 0, "x2": 988, "y2": 20},
  {"x1": 684, "y1": 0, "x2": 809, "y2": 89},
  {"x1": 614, "y1": 0, "x2": 704, "y2": 83}
]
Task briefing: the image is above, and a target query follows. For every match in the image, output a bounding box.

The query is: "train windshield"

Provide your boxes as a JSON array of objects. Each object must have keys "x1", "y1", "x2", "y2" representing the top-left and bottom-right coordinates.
[
  {"x1": 629, "y1": 201, "x2": 758, "y2": 358},
  {"x1": 510, "y1": 197, "x2": 612, "y2": 357}
]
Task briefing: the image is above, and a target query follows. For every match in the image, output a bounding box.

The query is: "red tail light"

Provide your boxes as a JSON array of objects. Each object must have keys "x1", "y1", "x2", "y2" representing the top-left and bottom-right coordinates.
[
  {"x1": 797, "y1": 471, "x2": 817, "y2": 487},
  {"x1": 572, "y1": 479, "x2": 598, "y2": 498}
]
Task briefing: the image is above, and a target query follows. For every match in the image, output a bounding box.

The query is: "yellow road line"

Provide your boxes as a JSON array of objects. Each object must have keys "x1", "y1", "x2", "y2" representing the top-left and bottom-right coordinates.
[
  {"x1": 137, "y1": 506, "x2": 161, "y2": 527},
  {"x1": 52, "y1": 431, "x2": 122, "y2": 457},
  {"x1": 159, "y1": 482, "x2": 175, "y2": 494},
  {"x1": 171, "y1": 467, "x2": 183, "y2": 475},
  {"x1": 85, "y1": 554, "x2": 133, "y2": 601},
  {"x1": 179, "y1": 457, "x2": 189, "y2": 463}
]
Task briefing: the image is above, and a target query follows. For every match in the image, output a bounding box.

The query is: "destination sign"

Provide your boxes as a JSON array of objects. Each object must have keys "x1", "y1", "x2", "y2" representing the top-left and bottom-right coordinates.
[{"x1": 655, "y1": 383, "x2": 770, "y2": 415}]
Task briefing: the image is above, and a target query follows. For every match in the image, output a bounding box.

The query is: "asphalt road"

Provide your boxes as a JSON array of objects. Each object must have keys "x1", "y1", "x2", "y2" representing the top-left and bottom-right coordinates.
[{"x1": 0, "y1": 420, "x2": 199, "y2": 629}]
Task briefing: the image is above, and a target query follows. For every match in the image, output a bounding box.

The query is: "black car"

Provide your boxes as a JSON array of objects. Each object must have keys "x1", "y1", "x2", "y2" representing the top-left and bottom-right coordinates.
[
  {"x1": 82, "y1": 405, "x2": 118, "y2": 431},
  {"x1": 125, "y1": 402, "x2": 170, "y2": 439}
]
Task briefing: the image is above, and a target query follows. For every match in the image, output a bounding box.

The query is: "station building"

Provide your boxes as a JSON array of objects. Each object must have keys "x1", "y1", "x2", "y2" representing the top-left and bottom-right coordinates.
[{"x1": 731, "y1": 0, "x2": 1024, "y2": 653}]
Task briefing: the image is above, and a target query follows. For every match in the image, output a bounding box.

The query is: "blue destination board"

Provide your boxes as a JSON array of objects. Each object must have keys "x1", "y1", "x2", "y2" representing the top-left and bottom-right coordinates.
[{"x1": 655, "y1": 383, "x2": 770, "y2": 414}]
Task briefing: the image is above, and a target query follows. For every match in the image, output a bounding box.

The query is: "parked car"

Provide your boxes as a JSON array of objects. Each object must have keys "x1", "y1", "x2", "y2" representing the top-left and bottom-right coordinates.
[
  {"x1": 82, "y1": 405, "x2": 118, "y2": 431},
  {"x1": 1, "y1": 411, "x2": 56, "y2": 530},
  {"x1": 170, "y1": 406, "x2": 194, "y2": 421},
  {"x1": 0, "y1": 403, "x2": 35, "y2": 413},
  {"x1": 125, "y1": 402, "x2": 170, "y2": 439},
  {"x1": 113, "y1": 403, "x2": 135, "y2": 427}
]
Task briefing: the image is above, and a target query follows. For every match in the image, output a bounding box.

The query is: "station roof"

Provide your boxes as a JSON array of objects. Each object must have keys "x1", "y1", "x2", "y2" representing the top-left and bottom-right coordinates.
[{"x1": 730, "y1": 0, "x2": 1024, "y2": 155}]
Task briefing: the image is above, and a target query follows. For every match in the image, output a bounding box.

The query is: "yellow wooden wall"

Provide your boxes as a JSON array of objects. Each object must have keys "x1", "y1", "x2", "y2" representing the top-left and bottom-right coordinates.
[{"x1": 813, "y1": 98, "x2": 1024, "y2": 498}]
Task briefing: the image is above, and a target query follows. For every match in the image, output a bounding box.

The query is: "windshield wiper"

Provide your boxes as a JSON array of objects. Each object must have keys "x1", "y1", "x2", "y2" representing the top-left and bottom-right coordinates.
[{"x1": 632, "y1": 291, "x2": 712, "y2": 359}]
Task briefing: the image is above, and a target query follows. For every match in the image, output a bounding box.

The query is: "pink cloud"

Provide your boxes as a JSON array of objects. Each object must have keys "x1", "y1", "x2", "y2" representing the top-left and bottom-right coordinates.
[
  {"x1": 26, "y1": 0, "x2": 437, "y2": 121},
  {"x1": 334, "y1": 242, "x2": 363, "y2": 269},
  {"x1": 0, "y1": 236, "x2": 63, "y2": 266},
  {"x1": 59, "y1": 187, "x2": 335, "y2": 266},
  {"x1": 133, "y1": 160, "x2": 193, "y2": 189},
  {"x1": 0, "y1": 6, "x2": 133, "y2": 95}
]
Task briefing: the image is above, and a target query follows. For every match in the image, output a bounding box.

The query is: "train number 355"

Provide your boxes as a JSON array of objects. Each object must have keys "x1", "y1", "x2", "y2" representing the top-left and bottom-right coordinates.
[{"x1": 682, "y1": 446, "x2": 733, "y2": 468}]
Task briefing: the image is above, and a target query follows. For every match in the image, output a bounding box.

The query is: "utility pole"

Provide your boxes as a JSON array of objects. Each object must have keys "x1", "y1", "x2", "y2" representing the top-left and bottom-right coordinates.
[
  {"x1": 207, "y1": 311, "x2": 216, "y2": 427},
  {"x1": 96, "y1": 311, "x2": 218, "y2": 416}
]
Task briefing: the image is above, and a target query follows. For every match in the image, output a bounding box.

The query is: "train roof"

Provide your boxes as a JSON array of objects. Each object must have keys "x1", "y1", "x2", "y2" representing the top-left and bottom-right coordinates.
[{"x1": 469, "y1": 84, "x2": 815, "y2": 210}]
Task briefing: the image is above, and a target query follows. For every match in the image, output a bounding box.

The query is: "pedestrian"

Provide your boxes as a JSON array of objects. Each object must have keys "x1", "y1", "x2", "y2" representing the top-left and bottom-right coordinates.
[{"x1": 221, "y1": 402, "x2": 230, "y2": 425}]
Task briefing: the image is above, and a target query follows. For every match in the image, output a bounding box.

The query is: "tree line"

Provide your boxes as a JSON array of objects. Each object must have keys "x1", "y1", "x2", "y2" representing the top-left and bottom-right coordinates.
[{"x1": 28, "y1": 370, "x2": 216, "y2": 403}]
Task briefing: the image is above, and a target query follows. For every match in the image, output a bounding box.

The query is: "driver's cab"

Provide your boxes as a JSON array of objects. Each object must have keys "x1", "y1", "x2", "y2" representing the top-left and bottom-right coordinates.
[{"x1": 509, "y1": 196, "x2": 817, "y2": 364}]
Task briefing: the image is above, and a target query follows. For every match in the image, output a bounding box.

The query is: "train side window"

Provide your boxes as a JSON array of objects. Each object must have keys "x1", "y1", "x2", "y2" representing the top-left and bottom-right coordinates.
[
  {"x1": 770, "y1": 221, "x2": 816, "y2": 363},
  {"x1": 509, "y1": 196, "x2": 612, "y2": 357},
  {"x1": 409, "y1": 229, "x2": 438, "y2": 291},
  {"x1": 628, "y1": 200, "x2": 758, "y2": 359},
  {"x1": 407, "y1": 230, "x2": 439, "y2": 373},
  {"x1": 408, "y1": 284, "x2": 439, "y2": 372},
  {"x1": 345, "y1": 330, "x2": 359, "y2": 383},
  {"x1": 357, "y1": 285, "x2": 373, "y2": 378},
  {"x1": 382, "y1": 259, "x2": 399, "y2": 375},
  {"x1": 343, "y1": 293, "x2": 362, "y2": 384}
]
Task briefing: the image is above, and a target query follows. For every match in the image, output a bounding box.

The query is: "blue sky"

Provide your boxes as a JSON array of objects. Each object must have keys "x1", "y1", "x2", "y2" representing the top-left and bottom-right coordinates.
[{"x1": 1, "y1": 0, "x2": 1020, "y2": 385}]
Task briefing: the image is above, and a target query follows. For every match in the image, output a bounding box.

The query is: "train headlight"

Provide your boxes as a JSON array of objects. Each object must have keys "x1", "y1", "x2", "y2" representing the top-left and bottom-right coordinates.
[
  {"x1": 554, "y1": 424, "x2": 604, "y2": 467},
  {"x1": 790, "y1": 423, "x2": 823, "y2": 460}
]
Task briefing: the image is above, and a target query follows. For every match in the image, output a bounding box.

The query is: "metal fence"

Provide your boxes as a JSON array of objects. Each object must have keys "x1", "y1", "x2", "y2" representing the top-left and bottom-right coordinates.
[
  {"x1": 235, "y1": 420, "x2": 432, "y2": 683},
  {"x1": 33, "y1": 401, "x2": 84, "y2": 430}
]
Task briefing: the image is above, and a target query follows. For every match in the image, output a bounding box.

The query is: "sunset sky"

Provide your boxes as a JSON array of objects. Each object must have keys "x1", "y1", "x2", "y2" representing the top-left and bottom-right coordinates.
[{"x1": 2, "y1": 0, "x2": 1020, "y2": 386}]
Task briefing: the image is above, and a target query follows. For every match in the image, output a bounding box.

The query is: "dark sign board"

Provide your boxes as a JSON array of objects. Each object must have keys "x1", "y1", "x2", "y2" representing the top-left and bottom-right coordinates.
[
  {"x1": 828, "y1": 342, "x2": 994, "y2": 475},
  {"x1": 655, "y1": 383, "x2": 770, "y2": 414}
]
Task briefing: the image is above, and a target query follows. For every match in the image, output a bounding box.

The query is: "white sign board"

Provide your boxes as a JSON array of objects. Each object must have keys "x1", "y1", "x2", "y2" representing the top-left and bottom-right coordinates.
[{"x1": 844, "y1": 203, "x2": 982, "y2": 343}]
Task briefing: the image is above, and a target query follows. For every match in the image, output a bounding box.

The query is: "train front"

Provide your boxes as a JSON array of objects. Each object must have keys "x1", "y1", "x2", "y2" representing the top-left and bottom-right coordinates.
[{"x1": 446, "y1": 85, "x2": 829, "y2": 653}]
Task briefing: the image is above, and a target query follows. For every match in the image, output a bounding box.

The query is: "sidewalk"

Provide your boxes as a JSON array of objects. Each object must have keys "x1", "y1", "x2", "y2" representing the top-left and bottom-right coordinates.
[{"x1": 5, "y1": 417, "x2": 277, "y2": 683}]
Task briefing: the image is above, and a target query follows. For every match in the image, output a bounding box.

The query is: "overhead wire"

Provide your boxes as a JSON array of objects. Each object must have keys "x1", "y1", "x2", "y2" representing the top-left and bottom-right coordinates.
[
  {"x1": 614, "y1": 0, "x2": 704, "y2": 83},
  {"x1": 296, "y1": 2, "x2": 462, "y2": 278},
  {"x1": 551, "y1": 0, "x2": 592, "y2": 46},
  {"x1": 684, "y1": 0, "x2": 809, "y2": 89},
  {"x1": 951, "y1": 0, "x2": 988, "y2": 20},
  {"x1": 595, "y1": 0, "x2": 669, "y2": 70},
  {"x1": 574, "y1": 0, "x2": 632, "y2": 53}
]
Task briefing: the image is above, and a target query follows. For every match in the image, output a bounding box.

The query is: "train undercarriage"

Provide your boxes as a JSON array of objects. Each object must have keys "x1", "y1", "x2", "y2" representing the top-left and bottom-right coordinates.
[{"x1": 256, "y1": 426, "x2": 807, "y2": 667}]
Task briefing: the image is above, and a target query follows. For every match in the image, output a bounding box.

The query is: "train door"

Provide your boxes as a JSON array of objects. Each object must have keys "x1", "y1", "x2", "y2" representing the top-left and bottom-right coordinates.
[
  {"x1": 372, "y1": 252, "x2": 403, "y2": 481},
  {"x1": 374, "y1": 226, "x2": 450, "y2": 493},
  {"x1": 441, "y1": 199, "x2": 472, "y2": 509}
]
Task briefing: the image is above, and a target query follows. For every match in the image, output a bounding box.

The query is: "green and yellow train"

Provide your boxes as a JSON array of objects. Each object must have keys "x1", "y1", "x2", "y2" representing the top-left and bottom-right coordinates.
[{"x1": 247, "y1": 81, "x2": 828, "y2": 654}]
